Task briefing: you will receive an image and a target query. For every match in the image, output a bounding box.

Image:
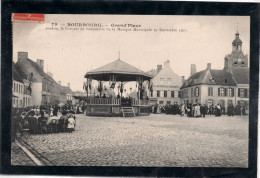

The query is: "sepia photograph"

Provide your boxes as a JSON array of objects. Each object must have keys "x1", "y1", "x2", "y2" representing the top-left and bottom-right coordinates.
[{"x1": 10, "y1": 14, "x2": 251, "y2": 168}]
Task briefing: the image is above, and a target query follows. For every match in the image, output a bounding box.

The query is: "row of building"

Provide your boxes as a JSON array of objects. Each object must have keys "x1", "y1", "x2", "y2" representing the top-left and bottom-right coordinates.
[
  {"x1": 12, "y1": 52, "x2": 75, "y2": 108},
  {"x1": 148, "y1": 31, "x2": 249, "y2": 111},
  {"x1": 13, "y1": 31, "x2": 249, "y2": 112}
]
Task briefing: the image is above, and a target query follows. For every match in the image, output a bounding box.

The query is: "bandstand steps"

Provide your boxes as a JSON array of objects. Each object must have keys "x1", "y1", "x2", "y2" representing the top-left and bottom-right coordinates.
[{"x1": 121, "y1": 107, "x2": 136, "y2": 117}]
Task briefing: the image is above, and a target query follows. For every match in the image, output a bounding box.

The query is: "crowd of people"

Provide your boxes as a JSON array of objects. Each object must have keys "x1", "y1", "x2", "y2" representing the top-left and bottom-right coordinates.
[
  {"x1": 151, "y1": 103, "x2": 247, "y2": 117},
  {"x1": 11, "y1": 104, "x2": 85, "y2": 142}
]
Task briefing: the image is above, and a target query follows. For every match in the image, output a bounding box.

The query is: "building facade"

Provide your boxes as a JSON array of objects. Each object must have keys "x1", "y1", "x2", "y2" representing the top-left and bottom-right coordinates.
[
  {"x1": 148, "y1": 60, "x2": 182, "y2": 106},
  {"x1": 180, "y1": 31, "x2": 249, "y2": 111},
  {"x1": 59, "y1": 82, "x2": 74, "y2": 105},
  {"x1": 12, "y1": 62, "x2": 32, "y2": 108},
  {"x1": 16, "y1": 52, "x2": 61, "y2": 106}
]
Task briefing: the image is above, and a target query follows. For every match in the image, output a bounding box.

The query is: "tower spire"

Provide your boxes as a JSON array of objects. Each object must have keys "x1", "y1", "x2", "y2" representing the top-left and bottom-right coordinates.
[{"x1": 118, "y1": 51, "x2": 120, "y2": 60}]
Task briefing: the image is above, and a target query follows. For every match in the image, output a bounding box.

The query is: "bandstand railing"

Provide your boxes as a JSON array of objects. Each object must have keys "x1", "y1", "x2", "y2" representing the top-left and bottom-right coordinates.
[
  {"x1": 131, "y1": 99, "x2": 149, "y2": 106},
  {"x1": 89, "y1": 98, "x2": 121, "y2": 105}
]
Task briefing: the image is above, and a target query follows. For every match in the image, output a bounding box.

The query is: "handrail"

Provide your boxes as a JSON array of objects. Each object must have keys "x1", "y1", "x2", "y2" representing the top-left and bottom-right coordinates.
[{"x1": 89, "y1": 98, "x2": 121, "y2": 105}]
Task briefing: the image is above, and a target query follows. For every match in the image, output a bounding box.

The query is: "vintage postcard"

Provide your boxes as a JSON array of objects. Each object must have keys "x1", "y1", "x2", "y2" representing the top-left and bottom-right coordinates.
[{"x1": 11, "y1": 14, "x2": 250, "y2": 169}]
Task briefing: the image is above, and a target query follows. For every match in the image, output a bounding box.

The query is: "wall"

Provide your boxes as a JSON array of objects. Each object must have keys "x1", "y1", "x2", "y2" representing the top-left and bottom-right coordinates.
[
  {"x1": 181, "y1": 84, "x2": 236, "y2": 111},
  {"x1": 31, "y1": 82, "x2": 42, "y2": 106},
  {"x1": 12, "y1": 80, "x2": 24, "y2": 108}
]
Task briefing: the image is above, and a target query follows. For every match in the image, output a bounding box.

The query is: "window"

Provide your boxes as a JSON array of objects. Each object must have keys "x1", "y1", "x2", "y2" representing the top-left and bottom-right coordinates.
[
  {"x1": 238, "y1": 88, "x2": 248, "y2": 98},
  {"x1": 227, "y1": 88, "x2": 232, "y2": 97},
  {"x1": 208, "y1": 87, "x2": 213, "y2": 96},
  {"x1": 157, "y1": 91, "x2": 160, "y2": 97},
  {"x1": 171, "y1": 91, "x2": 174, "y2": 98},
  {"x1": 224, "y1": 78, "x2": 228, "y2": 84},
  {"x1": 195, "y1": 87, "x2": 199, "y2": 97},
  {"x1": 167, "y1": 101, "x2": 171, "y2": 105},
  {"x1": 234, "y1": 62, "x2": 237, "y2": 65},
  {"x1": 151, "y1": 91, "x2": 153, "y2": 97},
  {"x1": 159, "y1": 101, "x2": 164, "y2": 105},
  {"x1": 178, "y1": 91, "x2": 181, "y2": 98},
  {"x1": 164, "y1": 91, "x2": 167, "y2": 97},
  {"x1": 160, "y1": 78, "x2": 164, "y2": 81},
  {"x1": 239, "y1": 88, "x2": 244, "y2": 97},
  {"x1": 191, "y1": 88, "x2": 193, "y2": 97},
  {"x1": 219, "y1": 87, "x2": 224, "y2": 96}
]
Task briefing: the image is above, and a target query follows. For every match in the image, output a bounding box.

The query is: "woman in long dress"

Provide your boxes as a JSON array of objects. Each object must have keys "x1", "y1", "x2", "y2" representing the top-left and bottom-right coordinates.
[{"x1": 194, "y1": 104, "x2": 201, "y2": 117}]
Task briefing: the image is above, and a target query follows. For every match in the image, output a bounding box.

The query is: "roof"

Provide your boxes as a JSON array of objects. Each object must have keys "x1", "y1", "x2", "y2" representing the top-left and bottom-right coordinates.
[
  {"x1": 231, "y1": 68, "x2": 249, "y2": 84},
  {"x1": 13, "y1": 62, "x2": 27, "y2": 83},
  {"x1": 84, "y1": 59, "x2": 152, "y2": 81},
  {"x1": 152, "y1": 64, "x2": 182, "y2": 87},
  {"x1": 232, "y1": 38, "x2": 242, "y2": 44},
  {"x1": 181, "y1": 69, "x2": 237, "y2": 89},
  {"x1": 147, "y1": 69, "x2": 158, "y2": 78},
  {"x1": 60, "y1": 86, "x2": 73, "y2": 94},
  {"x1": 25, "y1": 58, "x2": 59, "y2": 85}
]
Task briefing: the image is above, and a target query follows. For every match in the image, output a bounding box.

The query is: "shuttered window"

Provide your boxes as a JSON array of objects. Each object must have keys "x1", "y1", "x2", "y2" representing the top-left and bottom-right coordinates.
[
  {"x1": 164, "y1": 91, "x2": 167, "y2": 97},
  {"x1": 227, "y1": 88, "x2": 232, "y2": 97},
  {"x1": 218, "y1": 88, "x2": 224, "y2": 96},
  {"x1": 171, "y1": 91, "x2": 174, "y2": 98},
  {"x1": 157, "y1": 91, "x2": 160, "y2": 97}
]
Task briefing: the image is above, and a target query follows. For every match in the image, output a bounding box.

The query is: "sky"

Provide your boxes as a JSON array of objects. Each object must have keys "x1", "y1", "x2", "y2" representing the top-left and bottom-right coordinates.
[{"x1": 13, "y1": 15, "x2": 250, "y2": 91}]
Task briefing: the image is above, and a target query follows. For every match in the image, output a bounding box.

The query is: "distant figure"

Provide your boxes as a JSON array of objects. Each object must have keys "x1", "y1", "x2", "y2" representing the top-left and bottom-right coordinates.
[
  {"x1": 242, "y1": 106, "x2": 246, "y2": 115},
  {"x1": 215, "y1": 104, "x2": 221, "y2": 117},
  {"x1": 227, "y1": 104, "x2": 234, "y2": 116},
  {"x1": 201, "y1": 104, "x2": 207, "y2": 117},
  {"x1": 154, "y1": 103, "x2": 158, "y2": 114},
  {"x1": 181, "y1": 104, "x2": 185, "y2": 117},
  {"x1": 194, "y1": 104, "x2": 201, "y2": 117},
  {"x1": 67, "y1": 117, "x2": 76, "y2": 133}
]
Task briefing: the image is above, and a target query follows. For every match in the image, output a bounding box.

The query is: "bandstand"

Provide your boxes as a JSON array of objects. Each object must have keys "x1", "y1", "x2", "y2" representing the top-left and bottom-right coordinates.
[{"x1": 84, "y1": 57, "x2": 152, "y2": 117}]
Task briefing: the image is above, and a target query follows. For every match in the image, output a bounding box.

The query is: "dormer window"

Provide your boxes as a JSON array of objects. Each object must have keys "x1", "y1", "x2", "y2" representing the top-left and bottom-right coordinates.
[
  {"x1": 224, "y1": 78, "x2": 228, "y2": 84},
  {"x1": 210, "y1": 77, "x2": 215, "y2": 83}
]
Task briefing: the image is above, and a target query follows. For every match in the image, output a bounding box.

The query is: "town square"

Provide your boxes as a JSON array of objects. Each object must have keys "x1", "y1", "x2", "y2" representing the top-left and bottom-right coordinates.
[
  {"x1": 11, "y1": 15, "x2": 250, "y2": 168},
  {"x1": 12, "y1": 114, "x2": 248, "y2": 167}
]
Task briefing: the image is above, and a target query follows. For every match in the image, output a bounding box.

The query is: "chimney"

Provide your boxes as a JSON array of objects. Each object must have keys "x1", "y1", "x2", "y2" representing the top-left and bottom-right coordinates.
[
  {"x1": 67, "y1": 83, "x2": 70, "y2": 88},
  {"x1": 164, "y1": 60, "x2": 170, "y2": 67},
  {"x1": 18, "y1": 52, "x2": 28, "y2": 61},
  {"x1": 58, "y1": 81, "x2": 61, "y2": 85},
  {"x1": 190, "y1": 64, "x2": 196, "y2": 76},
  {"x1": 37, "y1": 59, "x2": 44, "y2": 70},
  {"x1": 207, "y1": 63, "x2": 211, "y2": 70},
  {"x1": 157, "y1": 65, "x2": 162, "y2": 73}
]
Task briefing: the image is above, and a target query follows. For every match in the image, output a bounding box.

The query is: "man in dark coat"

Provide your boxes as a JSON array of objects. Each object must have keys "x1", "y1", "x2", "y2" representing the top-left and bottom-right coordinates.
[
  {"x1": 201, "y1": 104, "x2": 207, "y2": 117},
  {"x1": 227, "y1": 104, "x2": 234, "y2": 116}
]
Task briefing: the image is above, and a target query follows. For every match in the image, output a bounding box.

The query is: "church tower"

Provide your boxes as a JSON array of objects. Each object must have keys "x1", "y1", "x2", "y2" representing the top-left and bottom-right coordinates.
[{"x1": 223, "y1": 31, "x2": 248, "y2": 72}]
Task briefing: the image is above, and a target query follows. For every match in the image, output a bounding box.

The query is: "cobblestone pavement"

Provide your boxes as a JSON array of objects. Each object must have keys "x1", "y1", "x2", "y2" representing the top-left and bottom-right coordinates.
[
  {"x1": 17, "y1": 114, "x2": 248, "y2": 167},
  {"x1": 11, "y1": 142, "x2": 36, "y2": 166}
]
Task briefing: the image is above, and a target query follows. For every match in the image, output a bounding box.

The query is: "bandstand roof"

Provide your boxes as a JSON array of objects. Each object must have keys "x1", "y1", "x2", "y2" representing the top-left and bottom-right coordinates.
[{"x1": 84, "y1": 59, "x2": 152, "y2": 81}]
